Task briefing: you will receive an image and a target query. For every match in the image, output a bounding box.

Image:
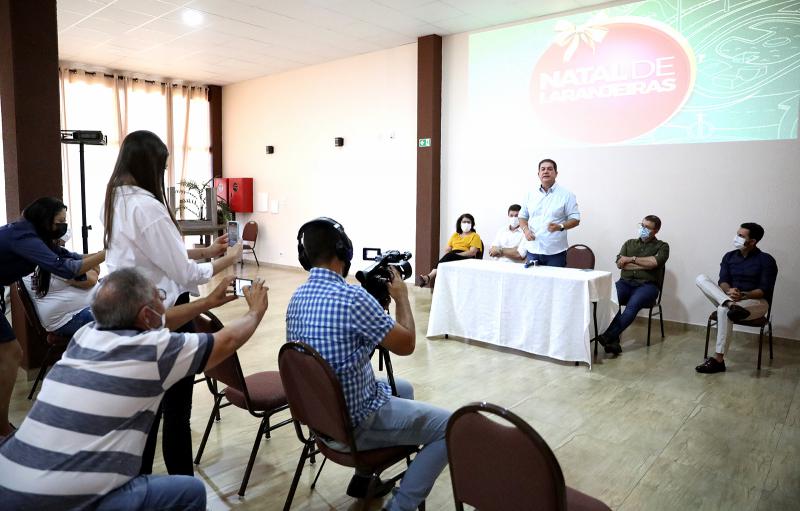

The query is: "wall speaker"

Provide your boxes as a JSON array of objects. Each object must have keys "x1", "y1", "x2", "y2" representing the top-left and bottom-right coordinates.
[
  {"x1": 266, "y1": 145, "x2": 274, "y2": 154},
  {"x1": 334, "y1": 137, "x2": 344, "y2": 147}
]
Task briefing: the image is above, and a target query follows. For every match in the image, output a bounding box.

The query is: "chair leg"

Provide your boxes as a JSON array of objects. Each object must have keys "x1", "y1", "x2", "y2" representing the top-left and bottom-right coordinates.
[
  {"x1": 283, "y1": 442, "x2": 313, "y2": 511},
  {"x1": 769, "y1": 321, "x2": 774, "y2": 359},
  {"x1": 659, "y1": 305, "x2": 665, "y2": 338},
  {"x1": 264, "y1": 416, "x2": 271, "y2": 439},
  {"x1": 647, "y1": 309, "x2": 653, "y2": 346},
  {"x1": 27, "y1": 345, "x2": 55, "y2": 400},
  {"x1": 252, "y1": 249, "x2": 260, "y2": 267},
  {"x1": 757, "y1": 329, "x2": 764, "y2": 371},
  {"x1": 195, "y1": 394, "x2": 223, "y2": 465},
  {"x1": 310, "y1": 456, "x2": 327, "y2": 489},
  {"x1": 239, "y1": 417, "x2": 269, "y2": 497},
  {"x1": 704, "y1": 319, "x2": 713, "y2": 359}
]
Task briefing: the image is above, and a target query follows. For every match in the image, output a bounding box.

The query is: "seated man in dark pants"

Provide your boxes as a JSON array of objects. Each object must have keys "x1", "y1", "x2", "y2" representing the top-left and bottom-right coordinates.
[{"x1": 594, "y1": 215, "x2": 669, "y2": 354}]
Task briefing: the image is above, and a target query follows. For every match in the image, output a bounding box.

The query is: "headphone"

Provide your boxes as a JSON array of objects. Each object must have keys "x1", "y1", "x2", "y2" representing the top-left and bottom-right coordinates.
[{"x1": 296, "y1": 217, "x2": 354, "y2": 273}]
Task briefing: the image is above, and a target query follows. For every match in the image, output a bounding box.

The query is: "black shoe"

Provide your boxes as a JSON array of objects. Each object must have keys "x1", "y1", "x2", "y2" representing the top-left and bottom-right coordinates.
[
  {"x1": 605, "y1": 340, "x2": 622, "y2": 355},
  {"x1": 592, "y1": 334, "x2": 609, "y2": 347},
  {"x1": 695, "y1": 357, "x2": 726, "y2": 374},
  {"x1": 346, "y1": 474, "x2": 394, "y2": 499},
  {"x1": 727, "y1": 305, "x2": 749, "y2": 322}
]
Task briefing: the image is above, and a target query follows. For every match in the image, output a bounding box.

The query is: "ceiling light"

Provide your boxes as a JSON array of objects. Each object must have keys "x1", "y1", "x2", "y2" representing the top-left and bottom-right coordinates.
[{"x1": 182, "y1": 9, "x2": 203, "y2": 27}]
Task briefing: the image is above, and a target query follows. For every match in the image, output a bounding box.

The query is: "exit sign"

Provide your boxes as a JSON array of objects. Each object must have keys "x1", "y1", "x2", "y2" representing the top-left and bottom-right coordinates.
[{"x1": 418, "y1": 138, "x2": 431, "y2": 147}]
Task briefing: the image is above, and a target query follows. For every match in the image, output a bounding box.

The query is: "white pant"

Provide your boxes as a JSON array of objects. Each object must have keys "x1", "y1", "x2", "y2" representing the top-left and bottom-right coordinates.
[{"x1": 695, "y1": 274, "x2": 768, "y2": 355}]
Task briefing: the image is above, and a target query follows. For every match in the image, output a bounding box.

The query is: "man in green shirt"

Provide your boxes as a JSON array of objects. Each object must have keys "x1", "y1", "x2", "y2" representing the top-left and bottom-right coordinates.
[{"x1": 594, "y1": 215, "x2": 670, "y2": 354}]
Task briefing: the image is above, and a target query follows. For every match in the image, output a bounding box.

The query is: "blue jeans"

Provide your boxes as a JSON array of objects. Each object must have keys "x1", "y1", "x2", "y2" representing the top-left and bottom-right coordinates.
[
  {"x1": 353, "y1": 378, "x2": 450, "y2": 511},
  {"x1": 94, "y1": 475, "x2": 206, "y2": 510},
  {"x1": 52, "y1": 307, "x2": 94, "y2": 338},
  {"x1": 604, "y1": 279, "x2": 659, "y2": 340},
  {"x1": 526, "y1": 250, "x2": 567, "y2": 267}
]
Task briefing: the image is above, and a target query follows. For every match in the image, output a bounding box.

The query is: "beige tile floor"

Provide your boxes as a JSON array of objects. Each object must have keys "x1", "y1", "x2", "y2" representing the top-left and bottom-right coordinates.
[{"x1": 9, "y1": 265, "x2": 800, "y2": 510}]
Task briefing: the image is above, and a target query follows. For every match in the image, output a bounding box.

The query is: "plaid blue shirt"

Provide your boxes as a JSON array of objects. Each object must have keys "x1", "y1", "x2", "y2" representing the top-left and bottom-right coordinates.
[{"x1": 286, "y1": 268, "x2": 395, "y2": 427}]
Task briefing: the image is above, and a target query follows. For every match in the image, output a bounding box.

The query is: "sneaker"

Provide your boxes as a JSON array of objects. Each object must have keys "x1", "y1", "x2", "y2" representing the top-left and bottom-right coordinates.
[
  {"x1": 695, "y1": 357, "x2": 726, "y2": 374},
  {"x1": 346, "y1": 474, "x2": 395, "y2": 499},
  {"x1": 727, "y1": 305, "x2": 749, "y2": 322}
]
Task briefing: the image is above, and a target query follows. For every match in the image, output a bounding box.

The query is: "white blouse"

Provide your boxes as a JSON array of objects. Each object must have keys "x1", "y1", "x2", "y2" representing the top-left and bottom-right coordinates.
[{"x1": 103, "y1": 185, "x2": 213, "y2": 307}]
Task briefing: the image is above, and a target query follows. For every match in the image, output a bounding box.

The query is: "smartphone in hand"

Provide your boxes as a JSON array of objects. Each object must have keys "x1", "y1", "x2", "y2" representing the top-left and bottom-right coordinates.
[
  {"x1": 227, "y1": 221, "x2": 240, "y2": 247},
  {"x1": 233, "y1": 277, "x2": 253, "y2": 297}
]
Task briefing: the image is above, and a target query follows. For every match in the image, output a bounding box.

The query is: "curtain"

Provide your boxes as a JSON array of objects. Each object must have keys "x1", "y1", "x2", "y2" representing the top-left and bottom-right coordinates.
[{"x1": 58, "y1": 68, "x2": 211, "y2": 252}]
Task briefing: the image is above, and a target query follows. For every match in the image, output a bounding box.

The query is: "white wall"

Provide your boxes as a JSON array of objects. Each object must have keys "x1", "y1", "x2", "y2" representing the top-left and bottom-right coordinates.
[
  {"x1": 222, "y1": 44, "x2": 418, "y2": 275},
  {"x1": 443, "y1": 31, "x2": 800, "y2": 339}
]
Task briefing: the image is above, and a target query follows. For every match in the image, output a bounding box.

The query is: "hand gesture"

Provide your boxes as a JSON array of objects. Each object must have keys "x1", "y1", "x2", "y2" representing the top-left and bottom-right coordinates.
[
  {"x1": 207, "y1": 234, "x2": 229, "y2": 258},
  {"x1": 205, "y1": 276, "x2": 237, "y2": 309},
  {"x1": 524, "y1": 229, "x2": 535, "y2": 241},
  {"x1": 243, "y1": 277, "x2": 269, "y2": 318},
  {"x1": 488, "y1": 247, "x2": 500, "y2": 257},
  {"x1": 228, "y1": 241, "x2": 243, "y2": 260},
  {"x1": 727, "y1": 288, "x2": 742, "y2": 301},
  {"x1": 547, "y1": 223, "x2": 561, "y2": 233},
  {"x1": 387, "y1": 267, "x2": 408, "y2": 303}
]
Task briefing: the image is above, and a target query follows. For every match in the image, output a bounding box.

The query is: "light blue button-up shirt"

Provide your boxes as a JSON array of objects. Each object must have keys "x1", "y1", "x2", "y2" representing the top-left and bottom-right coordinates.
[{"x1": 519, "y1": 183, "x2": 580, "y2": 255}]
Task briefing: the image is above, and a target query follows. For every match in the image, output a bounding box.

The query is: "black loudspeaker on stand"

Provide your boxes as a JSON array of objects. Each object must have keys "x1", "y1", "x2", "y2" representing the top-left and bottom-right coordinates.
[{"x1": 60, "y1": 130, "x2": 107, "y2": 254}]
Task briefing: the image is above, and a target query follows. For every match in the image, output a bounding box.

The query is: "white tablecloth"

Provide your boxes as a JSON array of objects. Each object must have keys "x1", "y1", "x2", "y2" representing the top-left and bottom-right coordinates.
[{"x1": 426, "y1": 259, "x2": 618, "y2": 366}]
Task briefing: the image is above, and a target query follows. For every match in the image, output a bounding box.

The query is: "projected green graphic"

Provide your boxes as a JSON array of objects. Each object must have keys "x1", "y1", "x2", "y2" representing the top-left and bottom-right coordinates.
[{"x1": 469, "y1": 0, "x2": 800, "y2": 145}]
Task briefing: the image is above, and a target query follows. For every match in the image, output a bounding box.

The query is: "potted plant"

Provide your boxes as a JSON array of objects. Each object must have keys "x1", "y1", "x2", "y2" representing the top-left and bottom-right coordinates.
[{"x1": 178, "y1": 178, "x2": 233, "y2": 224}]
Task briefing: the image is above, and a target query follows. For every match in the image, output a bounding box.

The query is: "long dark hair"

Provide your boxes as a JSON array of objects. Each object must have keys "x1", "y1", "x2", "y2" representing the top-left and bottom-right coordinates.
[
  {"x1": 22, "y1": 197, "x2": 67, "y2": 298},
  {"x1": 103, "y1": 130, "x2": 178, "y2": 248}
]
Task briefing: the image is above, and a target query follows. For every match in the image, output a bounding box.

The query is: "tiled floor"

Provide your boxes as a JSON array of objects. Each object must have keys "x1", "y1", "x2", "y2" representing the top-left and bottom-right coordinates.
[{"x1": 9, "y1": 265, "x2": 800, "y2": 510}]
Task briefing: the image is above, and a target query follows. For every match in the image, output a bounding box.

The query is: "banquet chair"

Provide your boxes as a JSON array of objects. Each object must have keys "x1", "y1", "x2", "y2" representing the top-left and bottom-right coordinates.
[
  {"x1": 703, "y1": 281, "x2": 777, "y2": 370},
  {"x1": 193, "y1": 311, "x2": 292, "y2": 497},
  {"x1": 242, "y1": 220, "x2": 260, "y2": 267},
  {"x1": 278, "y1": 341, "x2": 423, "y2": 511},
  {"x1": 565, "y1": 244, "x2": 595, "y2": 270},
  {"x1": 447, "y1": 402, "x2": 611, "y2": 511},
  {"x1": 11, "y1": 281, "x2": 70, "y2": 400}
]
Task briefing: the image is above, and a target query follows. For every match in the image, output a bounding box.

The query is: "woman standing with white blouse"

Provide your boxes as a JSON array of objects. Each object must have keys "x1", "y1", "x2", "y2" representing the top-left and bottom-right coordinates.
[{"x1": 102, "y1": 130, "x2": 242, "y2": 476}]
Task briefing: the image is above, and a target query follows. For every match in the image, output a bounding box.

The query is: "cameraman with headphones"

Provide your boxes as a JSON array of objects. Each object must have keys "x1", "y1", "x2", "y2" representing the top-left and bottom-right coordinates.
[{"x1": 287, "y1": 218, "x2": 450, "y2": 511}]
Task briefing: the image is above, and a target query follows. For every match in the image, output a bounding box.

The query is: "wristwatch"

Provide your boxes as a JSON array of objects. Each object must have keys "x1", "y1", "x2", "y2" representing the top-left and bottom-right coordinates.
[{"x1": 559, "y1": 223, "x2": 564, "y2": 231}]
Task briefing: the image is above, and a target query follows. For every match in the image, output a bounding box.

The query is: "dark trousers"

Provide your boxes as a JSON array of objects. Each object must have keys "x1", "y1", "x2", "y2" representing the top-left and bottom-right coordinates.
[
  {"x1": 604, "y1": 280, "x2": 659, "y2": 340},
  {"x1": 526, "y1": 250, "x2": 567, "y2": 267},
  {"x1": 435, "y1": 250, "x2": 466, "y2": 267},
  {"x1": 140, "y1": 292, "x2": 196, "y2": 476}
]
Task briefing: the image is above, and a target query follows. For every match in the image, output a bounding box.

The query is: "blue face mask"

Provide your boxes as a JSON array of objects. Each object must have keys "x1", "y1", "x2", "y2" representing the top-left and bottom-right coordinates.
[{"x1": 638, "y1": 225, "x2": 651, "y2": 240}]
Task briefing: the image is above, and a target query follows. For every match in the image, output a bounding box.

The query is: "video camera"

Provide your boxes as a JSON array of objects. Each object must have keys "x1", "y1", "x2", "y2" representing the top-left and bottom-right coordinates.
[{"x1": 355, "y1": 248, "x2": 413, "y2": 309}]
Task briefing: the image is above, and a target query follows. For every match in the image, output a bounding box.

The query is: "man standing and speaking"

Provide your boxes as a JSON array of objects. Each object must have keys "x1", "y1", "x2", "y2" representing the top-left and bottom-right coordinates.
[{"x1": 519, "y1": 158, "x2": 581, "y2": 267}]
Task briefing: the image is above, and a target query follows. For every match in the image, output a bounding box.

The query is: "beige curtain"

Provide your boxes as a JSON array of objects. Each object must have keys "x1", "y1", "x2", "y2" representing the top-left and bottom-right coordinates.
[{"x1": 58, "y1": 67, "x2": 210, "y2": 250}]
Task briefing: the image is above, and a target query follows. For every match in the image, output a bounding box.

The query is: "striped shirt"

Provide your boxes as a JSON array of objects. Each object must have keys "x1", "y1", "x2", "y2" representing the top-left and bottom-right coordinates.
[
  {"x1": 286, "y1": 268, "x2": 395, "y2": 427},
  {"x1": 0, "y1": 323, "x2": 213, "y2": 510}
]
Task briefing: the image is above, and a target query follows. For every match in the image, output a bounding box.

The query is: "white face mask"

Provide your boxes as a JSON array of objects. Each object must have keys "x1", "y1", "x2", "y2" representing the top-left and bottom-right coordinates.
[
  {"x1": 509, "y1": 217, "x2": 520, "y2": 228},
  {"x1": 60, "y1": 227, "x2": 72, "y2": 243},
  {"x1": 146, "y1": 306, "x2": 166, "y2": 330},
  {"x1": 461, "y1": 222, "x2": 472, "y2": 233},
  {"x1": 733, "y1": 235, "x2": 747, "y2": 249}
]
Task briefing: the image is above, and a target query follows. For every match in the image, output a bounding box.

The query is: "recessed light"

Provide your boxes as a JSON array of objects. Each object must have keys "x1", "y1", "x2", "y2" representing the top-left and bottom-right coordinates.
[{"x1": 182, "y1": 9, "x2": 203, "y2": 27}]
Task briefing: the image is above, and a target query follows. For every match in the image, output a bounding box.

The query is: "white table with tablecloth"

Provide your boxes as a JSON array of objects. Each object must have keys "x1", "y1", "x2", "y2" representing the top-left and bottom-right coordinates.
[{"x1": 425, "y1": 259, "x2": 618, "y2": 366}]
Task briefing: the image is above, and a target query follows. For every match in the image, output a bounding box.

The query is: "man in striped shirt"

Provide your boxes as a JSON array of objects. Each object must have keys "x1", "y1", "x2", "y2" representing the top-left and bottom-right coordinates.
[{"x1": 0, "y1": 267, "x2": 270, "y2": 510}]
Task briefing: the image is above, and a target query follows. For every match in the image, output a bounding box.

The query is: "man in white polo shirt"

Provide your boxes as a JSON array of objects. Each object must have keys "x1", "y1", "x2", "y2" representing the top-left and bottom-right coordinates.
[
  {"x1": 519, "y1": 158, "x2": 581, "y2": 267},
  {"x1": 487, "y1": 204, "x2": 527, "y2": 263}
]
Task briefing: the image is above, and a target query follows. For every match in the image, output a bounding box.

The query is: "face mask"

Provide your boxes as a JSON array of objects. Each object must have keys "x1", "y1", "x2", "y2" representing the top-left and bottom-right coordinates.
[
  {"x1": 733, "y1": 235, "x2": 747, "y2": 249},
  {"x1": 461, "y1": 222, "x2": 472, "y2": 232},
  {"x1": 146, "y1": 306, "x2": 165, "y2": 330},
  {"x1": 509, "y1": 217, "x2": 520, "y2": 228},
  {"x1": 638, "y1": 225, "x2": 651, "y2": 240},
  {"x1": 52, "y1": 222, "x2": 68, "y2": 239},
  {"x1": 60, "y1": 227, "x2": 72, "y2": 243}
]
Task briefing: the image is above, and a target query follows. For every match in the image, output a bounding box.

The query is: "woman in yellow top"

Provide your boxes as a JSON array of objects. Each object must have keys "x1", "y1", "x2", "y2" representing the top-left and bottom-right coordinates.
[{"x1": 416, "y1": 213, "x2": 482, "y2": 288}]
